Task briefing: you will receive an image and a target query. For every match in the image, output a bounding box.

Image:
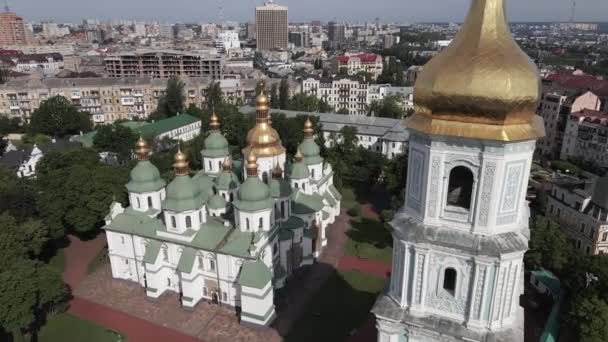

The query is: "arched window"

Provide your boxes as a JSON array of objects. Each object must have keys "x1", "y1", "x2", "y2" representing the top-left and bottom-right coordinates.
[
  {"x1": 218, "y1": 161, "x2": 222, "y2": 170},
  {"x1": 186, "y1": 215, "x2": 192, "y2": 228},
  {"x1": 259, "y1": 217, "x2": 263, "y2": 228},
  {"x1": 273, "y1": 243, "x2": 278, "y2": 255},
  {"x1": 280, "y1": 201, "x2": 285, "y2": 217},
  {"x1": 208, "y1": 160, "x2": 212, "y2": 170},
  {"x1": 162, "y1": 246, "x2": 168, "y2": 261},
  {"x1": 229, "y1": 193, "x2": 234, "y2": 202},
  {"x1": 199, "y1": 211, "x2": 203, "y2": 223},
  {"x1": 262, "y1": 172, "x2": 268, "y2": 184},
  {"x1": 303, "y1": 183, "x2": 306, "y2": 191},
  {"x1": 246, "y1": 218, "x2": 250, "y2": 231},
  {"x1": 209, "y1": 259, "x2": 216, "y2": 271},
  {"x1": 198, "y1": 255, "x2": 204, "y2": 270},
  {"x1": 311, "y1": 168, "x2": 315, "y2": 179},
  {"x1": 136, "y1": 197, "x2": 141, "y2": 208},
  {"x1": 443, "y1": 268, "x2": 457, "y2": 295},
  {"x1": 171, "y1": 216, "x2": 176, "y2": 228},
  {"x1": 203, "y1": 287, "x2": 208, "y2": 296},
  {"x1": 295, "y1": 182, "x2": 299, "y2": 189},
  {"x1": 147, "y1": 196, "x2": 153, "y2": 208},
  {"x1": 447, "y1": 166, "x2": 474, "y2": 209}
]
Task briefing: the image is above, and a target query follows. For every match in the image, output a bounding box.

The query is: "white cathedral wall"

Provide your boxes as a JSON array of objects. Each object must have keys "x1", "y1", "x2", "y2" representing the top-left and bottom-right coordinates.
[
  {"x1": 203, "y1": 156, "x2": 226, "y2": 174},
  {"x1": 129, "y1": 189, "x2": 165, "y2": 212},
  {"x1": 237, "y1": 209, "x2": 272, "y2": 233},
  {"x1": 246, "y1": 154, "x2": 287, "y2": 182}
]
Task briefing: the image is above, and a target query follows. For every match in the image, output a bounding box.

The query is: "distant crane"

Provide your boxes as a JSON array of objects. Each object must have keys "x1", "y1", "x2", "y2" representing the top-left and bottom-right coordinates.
[{"x1": 569, "y1": 0, "x2": 576, "y2": 23}]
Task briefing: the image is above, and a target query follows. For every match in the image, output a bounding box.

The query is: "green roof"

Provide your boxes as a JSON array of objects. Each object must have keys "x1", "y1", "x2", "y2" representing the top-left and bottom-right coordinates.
[
  {"x1": 136, "y1": 114, "x2": 200, "y2": 138},
  {"x1": 280, "y1": 216, "x2": 305, "y2": 230},
  {"x1": 300, "y1": 138, "x2": 323, "y2": 165},
  {"x1": 143, "y1": 240, "x2": 162, "y2": 263},
  {"x1": 238, "y1": 259, "x2": 272, "y2": 289},
  {"x1": 208, "y1": 194, "x2": 227, "y2": 210},
  {"x1": 278, "y1": 228, "x2": 294, "y2": 241},
  {"x1": 234, "y1": 177, "x2": 273, "y2": 211},
  {"x1": 532, "y1": 269, "x2": 561, "y2": 296},
  {"x1": 323, "y1": 191, "x2": 338, "y2": 207},
  {"x1": 74, "y1": 121, "x2": 148, "y2": 148},
  {"x1": 216, "y1": 171, "x2": 240, "y2": 191},
  {"x1": 126, "y1": 160, "x2": 166, "y2": 193},
  {"x1": 220, "y1": 230, "x2": 254, "y2": 258},
  {"x1": 192, "y1": 171, "x2": 215, "y2": 196},
  {"x1": 291, "y1": 191, "x2": 324, "y2": 215},
  {"x1": 163, "y1": 175, "x2": 207, "y2": 212},
  {"x1": 269, "y1": 178, "x2": 292, "y2": 198},
  {"x1": 329, "y1": 184, "x2": 342, "y2": 200},
  {"x1": 177, "y1": 247, "x2": 196, "y2": 273},
  {"x1": 322, "y1": 210, "x2": 330, "y2": 220},
  {"x1": 201, "y1": 131, "x2": 230, "y2": 157},
  {"x1": 290, "y1": 161, "x2": 310, "y2": 180}
]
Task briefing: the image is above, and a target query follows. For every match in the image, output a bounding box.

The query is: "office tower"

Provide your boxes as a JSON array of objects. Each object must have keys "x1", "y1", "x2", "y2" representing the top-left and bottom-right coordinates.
[
  {"x1": 328, "y1": 21, "x2": 345, "y2": 49},
  {"x1": 0, "y1": 11, "x2": 26, "y2": 45},
  {"x1": 255, "y1": 0, "x2": 288, "y2": 51}
]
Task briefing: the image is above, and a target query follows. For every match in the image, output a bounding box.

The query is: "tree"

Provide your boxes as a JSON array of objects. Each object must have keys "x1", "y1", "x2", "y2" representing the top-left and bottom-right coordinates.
[
  {"x1": 382, "y1": 153, "x2": 408, "y2": 210},
  {"x1": 0, "y1": 68, "x2": 11, "y2": 84},
  {"x1": 152, "y1": 77, "x2": 185, "y2": 119},
  {"x1": 525, "y1": 215, "x2": 574, "y2": 273},
  {"x1": 369, "y1": 95, "x2": 405, "y2": 119},
  {"x1": 0, "y1": 167, "x2": 38, "y2": 221},
  {"x1": 314, "y1": 58, "x2": 323, "y2": 70},
  {"x1": 0, "y1": 116, "x2": 25, "y2": 135},
  {"x1": 206, "y1": 81, "x2": 223, "y2": 111},
  {"x1": 93, "y1": 123, "x2": 138, "y2": 162},
  {"x1": 325, "y1": 126, "x2": 359, "y2": 188},
  {"x1": 29, "y1": 96, "x2": 92, "y2": 137},
  {"x1": 270, "y1": 83, "x2": 279, "y2": 109},
  {"x1": 337, "y1": 107, "x2": 350, "y2": 115},
  {"x1": 279, "y1": 79, "x2": 290, "y2": 110},
  {"x1": 288, "y1": 93, "x2": 319, "y2": 112},
  {"x1": 569, "y1": 295, "x2": 608, "y2": 342},
  {"x1": 319, "y1": 98, "x2": 332, "y2": 113}
]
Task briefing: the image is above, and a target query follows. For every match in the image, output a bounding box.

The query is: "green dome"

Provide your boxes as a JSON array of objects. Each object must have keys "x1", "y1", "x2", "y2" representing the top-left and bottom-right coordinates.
[
  {"x1": 208, "y1": 194, "x2": 227, "y2": 210},
  {"x1": 216, "y1": 172, "x2": 240, "y2": 191},
  {"x1": 269, "y1": 178, "x2": 292, "y2": 198},
  {"x1": 126, "y1": 160, "x2": 166, "y2": 193},
  {"x1": 290, "y1": 161, "x2": 310, "y2": 180},
  {"x1": 238, "y1": 177, "x2": 270, "y2": 202},
  {"x1": 193, "y1": 171, "x2": 215, "y2": 195},
  {"x1": 299, "y1": 138, "x2": 323, "y2": 165},
  {"x1": 163, "y1": 175, "x2": 207, "y2": 212},
  {"x1": 202, "y1": 131, "x2": 230, "y2": 157}
]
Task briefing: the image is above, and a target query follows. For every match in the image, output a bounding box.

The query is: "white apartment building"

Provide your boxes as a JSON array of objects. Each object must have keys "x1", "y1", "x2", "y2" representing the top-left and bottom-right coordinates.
[
  {"x1": 0, "y1": 77, "x2": 287, "y2": 124},
  {"x1": 545, "y1": 175, "x2": 608, "y2": 255},
  {"x1": 537, "y1": 90, "x2": 602, "y2": 158},
  {"x1": 334, "y1": 53, "x2": 383, "y2": 80},
  {"x1": 561, "y1": 109, "x2": 608, "y2": 167},
  {"x1": 215, "y1": 31, "x2": 241, "y2": 51},
  {"x1": 301, "y1": 76, "x2": 368, "y2": 115},
  {"x1": 368, "y1": 84, "x2": 414, "y2": 112}
]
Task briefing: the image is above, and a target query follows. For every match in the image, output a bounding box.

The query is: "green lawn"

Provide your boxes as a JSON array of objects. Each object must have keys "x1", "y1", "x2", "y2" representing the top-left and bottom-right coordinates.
[
  {"x1": 39, "y1": 313, "x2": 123, "y2": 342},
  {"x1": 345, "y1": 218, "x2": 393, "y2": 263},
  {"x1": 285, "y1": 270, "x2": 386, "y2": 342},
  {"x1": 47, "y1": 248, "x2": 66, "y2": 274},
  {"x1": 87, "y1": 246, "x2": 109, "y2": 274}
]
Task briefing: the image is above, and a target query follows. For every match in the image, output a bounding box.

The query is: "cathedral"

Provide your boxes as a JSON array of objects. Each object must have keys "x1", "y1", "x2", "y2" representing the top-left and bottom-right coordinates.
[
  {"x1": 103, "y1": 92, "x2": 341, "y2": 326},
  {"x1": 372, "y1": 0, "x2": 544, "y2": 341}
]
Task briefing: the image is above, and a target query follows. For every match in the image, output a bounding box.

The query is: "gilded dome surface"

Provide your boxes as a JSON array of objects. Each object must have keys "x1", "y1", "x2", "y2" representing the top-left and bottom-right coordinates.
[
  {"x1": 243, "y1": 91, "x2": 286, "y2": 157},
  {"x1": 410, "y1": 0, "x2": 545, "y2": 141}
]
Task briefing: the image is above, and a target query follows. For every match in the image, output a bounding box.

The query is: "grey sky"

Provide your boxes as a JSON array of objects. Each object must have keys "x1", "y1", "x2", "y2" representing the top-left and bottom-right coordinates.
[{"x1": 12, "y1": 0, "x2": 608, "y2": 24}]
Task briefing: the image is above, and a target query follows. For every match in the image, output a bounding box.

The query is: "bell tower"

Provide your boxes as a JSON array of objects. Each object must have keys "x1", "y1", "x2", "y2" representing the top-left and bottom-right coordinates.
[{"x1": 372, "y1": 0, "x2": 544, "y2": 341}]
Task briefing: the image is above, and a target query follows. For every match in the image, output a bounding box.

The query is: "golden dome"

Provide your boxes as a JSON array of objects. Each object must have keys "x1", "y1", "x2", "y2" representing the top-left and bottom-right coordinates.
[
  {"x1": 243, "y1": 89, "x2": 286, "y2": 157},
  {"x1": 410, "y1": 0, "x2": 545, "y2": 141},
  {"x1": 303, "y1": 117, "x2": 314, "y2": 138},
  {"x1": 246, "y1": 152, "x2": 258, "y2": 177},
  {"x1": 210, "y1": 112, "x2": 220, "y2": 130},
  {"x1": 294, "y1": 148, "x2": 303, "y2": 162},
  {"x1": 135, "y1": 136, "x2": 149, "y2": 161},
  {"x1": 173, "y1": 144, "x2": 189, "y2": 176},
  {"x1": 222, "y1": 158, "x2": 232, "y2": 172}
]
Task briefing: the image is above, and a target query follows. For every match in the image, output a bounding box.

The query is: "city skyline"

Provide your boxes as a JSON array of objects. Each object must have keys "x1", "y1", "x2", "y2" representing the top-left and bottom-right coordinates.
[{"x1": 10, "y1": 0, "x2": 608, "y2": 24}]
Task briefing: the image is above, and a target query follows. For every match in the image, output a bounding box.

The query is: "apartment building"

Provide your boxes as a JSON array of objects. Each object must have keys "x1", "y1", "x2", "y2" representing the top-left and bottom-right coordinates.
[
  {"x1": 545, "y1": 174, "x2": 608, "y2": 255},
  {"x1": 334, "y1": 53, "x2": 383, "y2": 80},
  {"x1": 367, "y1": 84, "x2": 414, "y2": 112},
  {"x1": 561, "y1": 109, "x2": 608, "y2": 167},
  {"x1": 0, "y1": 77, "x2": 280, "y2": 124},
  {"x1": 0, "y1": 53, "x2": 64, "y2": 76},
  {"x1": 537, "y1": 90, "x2": 602, "y2": 158},
  {"x1": 104, "y1": 50, "x2": 224, "y2": 79},
  {"x1": 255, "y1": 1, "x2": 288, "y2": 51},
  {"x1": 301, "y1": 76, "x2": 368, "y2": 115},
  {"x1": 0, "y1": 12, "x2": 27, "y2": 46}
]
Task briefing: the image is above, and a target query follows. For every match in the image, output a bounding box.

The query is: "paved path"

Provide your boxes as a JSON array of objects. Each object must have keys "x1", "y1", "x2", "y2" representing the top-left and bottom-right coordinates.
[
  {"x1": 338, "y1": 255, "x2": 391, "y2": 278},
  {"x1": 62, "y1": 233, "x2": 204, "y2": 342}
]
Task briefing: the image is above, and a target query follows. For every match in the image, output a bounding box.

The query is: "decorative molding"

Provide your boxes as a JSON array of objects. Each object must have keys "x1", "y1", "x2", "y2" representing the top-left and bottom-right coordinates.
[
  {"x1": 408, "y1": 149, "x2": 425, "y2": 211},
  {"x1": 415, "y1": 254, "x2": 426, "y2": 304},
  {"x1": 427, "y1": 157, "x2": 441, "y2": 218},
  {"x1": 478, "y1": 162, "x2": 496, "y2": 227},
  {"x1": 473, "y1": 266, "x2": 486, "y2": 320}
]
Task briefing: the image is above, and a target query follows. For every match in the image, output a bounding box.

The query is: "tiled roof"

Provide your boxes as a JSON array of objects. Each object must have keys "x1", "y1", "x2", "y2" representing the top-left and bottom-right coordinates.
[
  {"x1": 238, "y1": 259, "x2": 272, "y2": 289},
  {"x1": 546, "y1": 73, "x2": 608, "y2": 97},
  {"x1": 336, "y1": 53, "x2": 381, "y2": 64},
  {"x1": 136, "y1": 114, "x2": 200, "y2": 138}
]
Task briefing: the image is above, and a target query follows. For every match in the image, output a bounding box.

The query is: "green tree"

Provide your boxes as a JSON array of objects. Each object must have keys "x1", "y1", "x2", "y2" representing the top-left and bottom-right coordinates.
[
  {"x1": 270, "y1": 83, "x2": 279, "y2": 109},
  {"x1": 569, "y1": 295, "x2": 608, "y2": 342},
  {"x1": 29, "y1": 96, "x2": 92, "y2": 137},
  {"x1": 152, "y1": 77, "x2": 185, "y2": 119},
  {"x1": 205, "y1": 81, "x2": 223, "y2": 111},
  {"x1": 93, "y1": 123, "x2": 138, "y2": 162},
  {"x1": 318, "y1": 98, "x2": 332, "y2": 113},
  {"x1": 382, "y1": 153, "x2": 408, "y2": 210},
  {"x1": 279, "y1": 79, "x2": 290, "y2": 109},
  {"x1": 0, "y1": 167, "x2": 38, "y2": 221},
  {"x1": 325, "y1": 126, "x2": 359, "y2": 188},
  {"x1": 369, "y1": 95, "x2": 405, "y2": 118},
  {"x1": 525, "y1": 215, "x2": 574, "y2": 273},
  {"x1": 0, "y1": 116, "x2": 25, "y2": 135},
  {"x1": 288, "y1": 93, "x2": 319, "y2": 112},
  {"x1": 337, "y1": 107, "x2": 350, "y2": 115}
]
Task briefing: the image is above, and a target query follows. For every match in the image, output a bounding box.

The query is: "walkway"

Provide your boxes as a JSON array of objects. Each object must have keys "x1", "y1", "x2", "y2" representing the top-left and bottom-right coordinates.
[{"x1": 62, "y1": 233, "x2": 205, "y2": 342}]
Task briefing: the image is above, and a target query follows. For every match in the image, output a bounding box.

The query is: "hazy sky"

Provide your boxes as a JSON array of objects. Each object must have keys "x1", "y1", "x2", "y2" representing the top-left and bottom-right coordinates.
[{"x1": 11, "y1": 0, "x2": 608, "y2": 23}]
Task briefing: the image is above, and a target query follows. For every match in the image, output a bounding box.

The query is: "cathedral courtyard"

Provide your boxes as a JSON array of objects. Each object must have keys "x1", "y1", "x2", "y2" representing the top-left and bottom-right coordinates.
[{"x1": 60, "y1": 186, "x2": 393, "y2": 342}]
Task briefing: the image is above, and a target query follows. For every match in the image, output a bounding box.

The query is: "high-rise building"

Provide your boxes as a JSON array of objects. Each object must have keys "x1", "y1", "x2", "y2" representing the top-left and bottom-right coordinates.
[
  {"x1": 246, "y1": 22, "x2": 256, "y2": 40},
  {"x1": 288, "y1": 31, "x2": 309, "y2": 48},
  {"x1": 327, "y1": 21, "x2": 345, "y2": 49},
  {"x1": 255, "y1": 0, "x2": 288, "y2": 51},
  {"x1": 0, "y1": 11, "x2": 27, "y2": 45},
  {"x1": 372, "y1": 0, "x2": 544, "y2": 341}
]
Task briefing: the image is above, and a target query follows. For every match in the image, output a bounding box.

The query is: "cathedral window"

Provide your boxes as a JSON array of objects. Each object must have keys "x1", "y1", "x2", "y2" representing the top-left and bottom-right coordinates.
[
  {"x1": 230, "y1": 193, "x2": 234, "y2": 202},
  {"x1": 262, "y1": 172, "x2": 268, "y2": 184},
  {"x1": 222, "y1": 292, "x2": 227, "y2": 302},
  {"x1": 199, "y1": 211, "x2": 202, "y2": 223},
  {"x1": 171, "y1": 216, "x2": 176, "y2": 228},
  {"x1": 246, "y1": 218, "x2": 250, "y2": 231},
  {"x1": 259, "y1": 217, "x2": 264, "y2": 228},
  {"x1": 273, "y1": 243, "x2": 278, "y2": 255},
  {"x1": 447, "y1": 166, "x2": 474, "y2": 209},
  {"x1": 208, "y1": 160, "x2": 212, "y2": 171},
  {"x1": 209, "y1": 259, "x2": 216, "y2": 272},
  {"x1": 203, "y1": 287, "x2": 208, "y2": 296},
  {"x1": 162, "y1": 246, "x2": 168, "y2": 262},
  {"x1": 280, "y1": 202, "x2": 285, "y2": 217},
  {"x1": 147, "y1": 196, "x2": 153, "y2": 208},
  {"x1": 443, "y1": 268, "x2": 457, "y2": 295},
  {"x1": 136, "y1": 197, "x2": 141, "y2": 208},
  {"x1": 311, "y1": 169, "x2": 315, "y2": 179},
  {"x1": 167, "y1": 278, "x2": 171, "y2": 286},
  {"x1": 198, "y1": 256, "x2": 204, "y2": 270},
  {"x1": 186, "y1": 215, "x2": 192, "y2": 228},
  {"x1": 303, "y1": 183, "x2": 306, "y2": 191}
]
